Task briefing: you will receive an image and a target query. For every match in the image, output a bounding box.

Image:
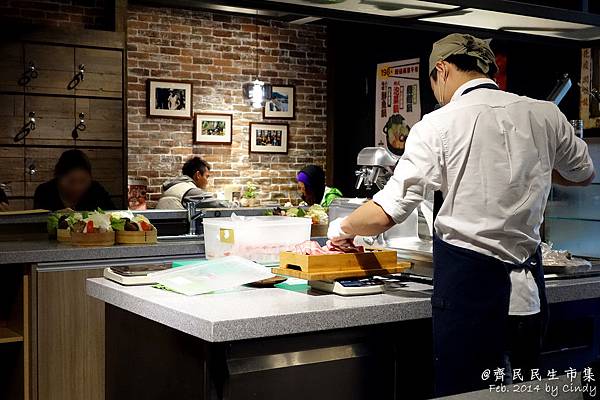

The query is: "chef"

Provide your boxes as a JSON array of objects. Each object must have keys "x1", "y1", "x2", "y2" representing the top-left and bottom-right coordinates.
[{"x1": 328, "y1": 33, "x2": 595, "y2": 396}]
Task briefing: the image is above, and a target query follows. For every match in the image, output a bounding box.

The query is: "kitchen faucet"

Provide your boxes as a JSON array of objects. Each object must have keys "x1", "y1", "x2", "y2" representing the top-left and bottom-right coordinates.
[{"x1": 186, "y1": 201, "x2": 204, "y2": 236}]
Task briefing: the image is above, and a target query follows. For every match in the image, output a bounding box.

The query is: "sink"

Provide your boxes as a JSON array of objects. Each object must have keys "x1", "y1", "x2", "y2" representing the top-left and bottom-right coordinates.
[{"x1": 157, "y1": 234, "x2": 204, "y2": 242}]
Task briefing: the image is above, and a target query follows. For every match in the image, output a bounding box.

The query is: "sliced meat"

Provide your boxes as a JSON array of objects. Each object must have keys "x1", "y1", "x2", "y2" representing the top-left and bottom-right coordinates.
[{"x1": 292, "y1": 240, "x2": 365, "y2": 255}]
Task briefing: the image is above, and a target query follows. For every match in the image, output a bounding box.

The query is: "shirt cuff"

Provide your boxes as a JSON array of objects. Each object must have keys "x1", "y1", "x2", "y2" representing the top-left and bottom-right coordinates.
[
  {"x1": 559, "y1": 162, "x2": 595, "y2": 183},
  {"x1": 372, "y1": 189, "x2": 402, "y2": 224}
]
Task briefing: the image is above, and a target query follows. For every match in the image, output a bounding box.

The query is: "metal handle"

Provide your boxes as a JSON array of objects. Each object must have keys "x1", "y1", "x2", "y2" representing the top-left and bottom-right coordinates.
[
  {"x1": 72, "y1": 112, "x2": 86, "y2": 140},
  {"x1": 13, "y1": 112, "x2": 36, "y2": 142},
  {"x1": 67, "y1": 64, "x2": 85, "y2": 90},
  {"x1": 18, "y1": 62, "x2": 38, "y2": 86},
  {"x1": 26, "y1": 159, "x2": 37, "y2": 176}
]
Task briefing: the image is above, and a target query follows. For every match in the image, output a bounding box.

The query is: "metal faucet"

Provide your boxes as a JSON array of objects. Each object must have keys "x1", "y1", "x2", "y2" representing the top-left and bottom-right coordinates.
[{"x1": 186, "y1": 201, "x2": 204, "y2": 236}]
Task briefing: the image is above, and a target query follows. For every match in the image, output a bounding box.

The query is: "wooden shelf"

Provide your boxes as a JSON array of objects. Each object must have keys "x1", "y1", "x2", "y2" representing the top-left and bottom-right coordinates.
[{"x1": 0, "y1": 327, "x2": 23, "y2": 344}]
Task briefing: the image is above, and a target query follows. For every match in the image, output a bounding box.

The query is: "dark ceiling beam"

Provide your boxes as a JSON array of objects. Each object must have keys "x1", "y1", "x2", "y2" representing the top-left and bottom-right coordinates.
[
  {"x1": 430, "y1": 0, "x2": 600, "y2": 26},
  {"x1": 132, "y1": 0, "x2": 592, "y2": 45}
]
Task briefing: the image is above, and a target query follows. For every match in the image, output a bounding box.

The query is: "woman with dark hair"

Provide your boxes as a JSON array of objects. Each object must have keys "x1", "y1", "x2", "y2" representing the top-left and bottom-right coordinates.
[
  {"x1": 296, "y1": 165, "x2": 342, "y2": 207},
  {"x1": 33, "y1": 149, "x2": 115, "y2": 211}
]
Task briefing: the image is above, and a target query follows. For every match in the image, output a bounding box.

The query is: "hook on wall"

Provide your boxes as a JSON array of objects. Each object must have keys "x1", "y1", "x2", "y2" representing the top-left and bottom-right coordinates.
[
  {"x1": 14, "y1": 111, "x2": 36, "y2": 143},
  {"x1": 67, "y1": 64, "x2": 85, "y2": 90},
  {"x1": 72, "y1": 112, "x2": 86, "y2": 140},
  {"x1": 18, "y1": 62, "x2": 38, "y2": 86}
]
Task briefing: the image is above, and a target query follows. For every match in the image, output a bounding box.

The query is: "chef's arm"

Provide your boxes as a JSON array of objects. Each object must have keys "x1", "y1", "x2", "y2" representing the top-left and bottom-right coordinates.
[
  {"x1": 552, "y1": 169, "x2": 596, "y2": 186},
  {"x1": 553, "y1": 107, "x2": 596, "y2": 186},
  {"x1": 340, "y1": 201, "x2": 395, "y2": 237}
]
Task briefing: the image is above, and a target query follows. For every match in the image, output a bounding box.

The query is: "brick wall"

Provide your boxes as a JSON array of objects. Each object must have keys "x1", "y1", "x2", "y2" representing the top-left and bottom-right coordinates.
[
  {"x1": 127, "y1": 5, "x2": 327, "y2": 207},
  {"x1": 0, "y1": 0, "x2": 112, "y2": 31}
]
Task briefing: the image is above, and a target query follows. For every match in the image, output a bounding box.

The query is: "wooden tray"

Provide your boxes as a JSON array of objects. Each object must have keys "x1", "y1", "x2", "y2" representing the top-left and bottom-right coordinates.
[
  {"x1": 273, "y1": 250, "x2": 411, "y2": 281},
  {"x1": 70, "y1": 231, "x2": 115, "y2": 247},
  {"x1": 57, "y1": 228, "x2": 71, "y2": 243},
  {"x1": 116, "y1": 229, "x2": 158, "y2": 245}
]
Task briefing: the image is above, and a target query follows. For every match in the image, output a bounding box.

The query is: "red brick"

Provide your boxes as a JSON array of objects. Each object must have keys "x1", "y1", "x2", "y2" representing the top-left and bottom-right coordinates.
[{"x1": 126, "y1": 5, "x2": 326, "y2": 206}]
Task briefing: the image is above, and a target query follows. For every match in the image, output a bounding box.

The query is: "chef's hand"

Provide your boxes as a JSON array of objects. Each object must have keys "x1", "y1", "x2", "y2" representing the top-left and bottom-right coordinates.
[
  {"x1": 327, "y1": 217, "x2": 355, "y2": 246},
  {"x1": 0, "y1": 202, "x2": 9, "y2": 212}
]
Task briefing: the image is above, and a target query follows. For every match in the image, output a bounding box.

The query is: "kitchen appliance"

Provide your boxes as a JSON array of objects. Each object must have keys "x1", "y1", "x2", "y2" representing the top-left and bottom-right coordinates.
[
  {"x1": 354, "y1": 147, "x2": 399, "y2": 190},
  {"x1": 349, "y1": 146, "x2": 434, "y2": 276}
]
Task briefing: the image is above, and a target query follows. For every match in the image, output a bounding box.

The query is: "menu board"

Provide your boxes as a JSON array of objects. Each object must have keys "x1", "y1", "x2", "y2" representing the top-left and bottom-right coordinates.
[{"x1": 375, "y1": 58, "x2": 421, "y2": 157}]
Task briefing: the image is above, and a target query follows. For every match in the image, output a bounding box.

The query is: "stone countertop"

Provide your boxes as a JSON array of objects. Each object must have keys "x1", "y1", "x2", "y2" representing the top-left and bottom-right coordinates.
[
  {"x1": 0, "y1": 239, "x2": 204, "y2": 265},
  {"x1": 86, "y1": 275, "x2": 600, "y2": 343}
]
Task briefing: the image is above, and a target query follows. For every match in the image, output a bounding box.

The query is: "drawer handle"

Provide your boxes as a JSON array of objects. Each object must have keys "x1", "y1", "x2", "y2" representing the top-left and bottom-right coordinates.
[
  {"x1": 67, "y1": 64, "x2": 85, "y2": 90},
  {"x1": 72, "y1": 112, "x2": 86, "y2": 140},
  {"x1": 18, "y1": 62, "x2": 38, "y2": 86},
  {"x1": 14, "y1": 111, "x2": 36, "y2": 142}
]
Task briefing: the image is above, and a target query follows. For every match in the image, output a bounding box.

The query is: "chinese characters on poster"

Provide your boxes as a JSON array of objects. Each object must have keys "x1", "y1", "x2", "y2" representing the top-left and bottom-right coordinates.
[{"x1": 375, "y1": 58, "x2": 421, "y2": 156}]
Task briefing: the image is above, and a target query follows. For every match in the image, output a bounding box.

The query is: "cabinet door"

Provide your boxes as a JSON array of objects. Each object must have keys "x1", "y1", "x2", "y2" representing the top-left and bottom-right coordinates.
[
  {"x1": 75, "y1": 98, "x2": 123, "y2": 146},
  {"x1": 0, "y1": 41, "x2": 24, "y2": 93},
  {"x1": 24, "y1": 44, "x2": 74, "y2": 96},
  {"x1": 0, "y1": 146, "x2": 24, "y2": 210},
  {"x1": 24, "y1": 96, "x2": 75, "y2": 146},
  {"x1": 0, "y1": 94, "x2": 24, "y2": 145},
  {"x1": 75, "y1": 48, "x2": 122, "y2": 98},
  {"x1": 37, "y1": 268, "x2": 104, "y2": 400},
  {"x1": 24, "y1": 147, "x2": 123, "y2": 200}
]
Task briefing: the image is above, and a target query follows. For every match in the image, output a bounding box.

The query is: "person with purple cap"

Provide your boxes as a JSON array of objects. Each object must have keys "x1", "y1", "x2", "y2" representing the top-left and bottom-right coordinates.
[{"x1": 296, "y1": 165, "x2": 342, "y2": 207}]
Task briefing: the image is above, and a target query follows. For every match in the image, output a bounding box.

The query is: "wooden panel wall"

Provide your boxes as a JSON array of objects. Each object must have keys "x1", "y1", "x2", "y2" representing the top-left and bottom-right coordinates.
[{"x1": 0, "y1": 36, "x2": 125, "y2": 211}]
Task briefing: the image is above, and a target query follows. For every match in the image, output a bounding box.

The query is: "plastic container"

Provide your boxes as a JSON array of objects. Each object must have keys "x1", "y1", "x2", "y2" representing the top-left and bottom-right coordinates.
[{"x1": 203, "y1": 216, "x2": 311, "y2": 263}]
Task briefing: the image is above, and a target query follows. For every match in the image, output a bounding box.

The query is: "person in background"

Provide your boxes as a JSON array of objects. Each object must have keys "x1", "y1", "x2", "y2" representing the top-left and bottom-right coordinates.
[
  {"x1": 0, "y1": 186, "x2": 9, "y2": 211},
  {"x1": 156, "y1": 156, "x2": 229, "y2": 209},
  {"x1": 33, "y1": 149, "x2": 115, "y2": 211},
  {"x1": 297, "y1": 165, "x2": 342, "y2": 207}
]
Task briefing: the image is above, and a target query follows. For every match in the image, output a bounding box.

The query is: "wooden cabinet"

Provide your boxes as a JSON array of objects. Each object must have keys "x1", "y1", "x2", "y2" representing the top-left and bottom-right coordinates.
[
  {"x1": 0, "y1": 94, "x2": 25, "y2": 145},
  {"x1": 0, "y1": 41, "x2": 24, "y2": 93},
  {"x1": 0, "y1": 266, "x2": 30, "y2": 400},
  {"x1": 75, "y1": 48, "x2": 123, "y2": 98},
  {"x1": 36, "y1": 267, "x2": 105, "y2": 400},
  {"x1": 24, "y1": 44, "x2": 74, "y2": 96},
  {"x1": 0, "y1": 30, "x2": 126, "y2": 210}
]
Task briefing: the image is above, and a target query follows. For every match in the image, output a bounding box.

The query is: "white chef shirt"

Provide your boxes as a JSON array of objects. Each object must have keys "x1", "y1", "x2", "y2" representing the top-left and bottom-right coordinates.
[{"x1": 373, "y1": 78, "x2": 595, "y2": 315}]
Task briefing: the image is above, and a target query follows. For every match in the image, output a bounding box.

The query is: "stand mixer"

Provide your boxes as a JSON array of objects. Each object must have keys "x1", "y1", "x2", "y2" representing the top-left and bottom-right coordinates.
[{"x1": 331, "y1": 146, "x2": 434, "y2": 278}]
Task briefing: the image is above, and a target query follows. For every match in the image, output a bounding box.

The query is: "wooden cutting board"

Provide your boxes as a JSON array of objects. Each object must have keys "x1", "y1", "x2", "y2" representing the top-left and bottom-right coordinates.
[{"x1": 273, "y1": 250, "x2": 411, "y2": 281}]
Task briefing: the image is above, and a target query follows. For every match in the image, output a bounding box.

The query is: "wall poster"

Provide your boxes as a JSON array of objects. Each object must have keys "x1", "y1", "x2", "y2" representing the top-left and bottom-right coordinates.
[
  {"x1": 375, "y1": 58, "x2": 421, "y2": 157},
  {"x1": 580, "y1": 48, "x2": 600, "y2": 129}
]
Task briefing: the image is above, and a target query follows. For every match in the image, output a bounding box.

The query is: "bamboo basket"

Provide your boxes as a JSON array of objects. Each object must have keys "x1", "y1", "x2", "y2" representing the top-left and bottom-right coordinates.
[
  {"x1": 116, "y1": 229, "x2": 158, "y2": 245},
  {"x1": 70, "y1": 231, "x2": 115, "y2": 246},
  {"x1": 56, "y1": 228, "x2": 71, "y2": 243}
]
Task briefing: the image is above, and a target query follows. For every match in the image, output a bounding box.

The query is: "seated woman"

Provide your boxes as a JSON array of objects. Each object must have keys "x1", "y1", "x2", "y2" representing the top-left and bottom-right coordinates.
[
  {"x1": 34, "y1": 149, "x2": 115, "y2": 211},
  {"x1": 296, "y1": 165, "x2": 342, "y2": 207}
]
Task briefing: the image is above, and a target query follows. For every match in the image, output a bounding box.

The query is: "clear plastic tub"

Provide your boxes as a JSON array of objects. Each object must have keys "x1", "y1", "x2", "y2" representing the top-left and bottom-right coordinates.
[{"x1": 203, "y1": 216, "x2": 312, "y2": 263}]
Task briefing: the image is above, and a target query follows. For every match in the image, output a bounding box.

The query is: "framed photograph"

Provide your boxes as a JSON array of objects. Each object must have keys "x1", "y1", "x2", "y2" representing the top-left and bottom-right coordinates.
[
  {"x1": 147, "y1": 80, "x2": 193, "y2": 119},
  {"x1": 249, "y1": 123, "x2": 288, "y2": 154},
  {"x1": 194, "y1": 113, "x2": 233, "y2": 144},
  {"x1": 263, "y1": 85, "x2": 295, "y2": 119}
]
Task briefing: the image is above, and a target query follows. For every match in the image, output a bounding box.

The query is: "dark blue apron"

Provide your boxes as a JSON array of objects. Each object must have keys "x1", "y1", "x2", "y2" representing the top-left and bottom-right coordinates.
[{"x1": 431, "y1": 82, "x2": 549, "y2": 397}]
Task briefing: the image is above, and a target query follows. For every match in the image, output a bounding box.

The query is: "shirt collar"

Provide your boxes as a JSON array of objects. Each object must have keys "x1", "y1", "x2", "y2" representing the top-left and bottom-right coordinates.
[{"x1": 450, "y1": 77, "x2": 498, "y2": 102}]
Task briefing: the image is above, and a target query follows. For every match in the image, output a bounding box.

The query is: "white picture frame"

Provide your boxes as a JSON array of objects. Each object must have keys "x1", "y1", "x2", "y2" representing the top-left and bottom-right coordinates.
[
  {"x1": 147, "y1": 80, "x2": 193, "y2": 119},
  {"x1": 263, "y1": 85, "x2": 295, "y2": 119},
  {"x1": 194, "y1": 113, "x2": 233, "y2": 144},
  {"x1": 249, "y1": 123, "x2": 288, "y2": 154}
]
